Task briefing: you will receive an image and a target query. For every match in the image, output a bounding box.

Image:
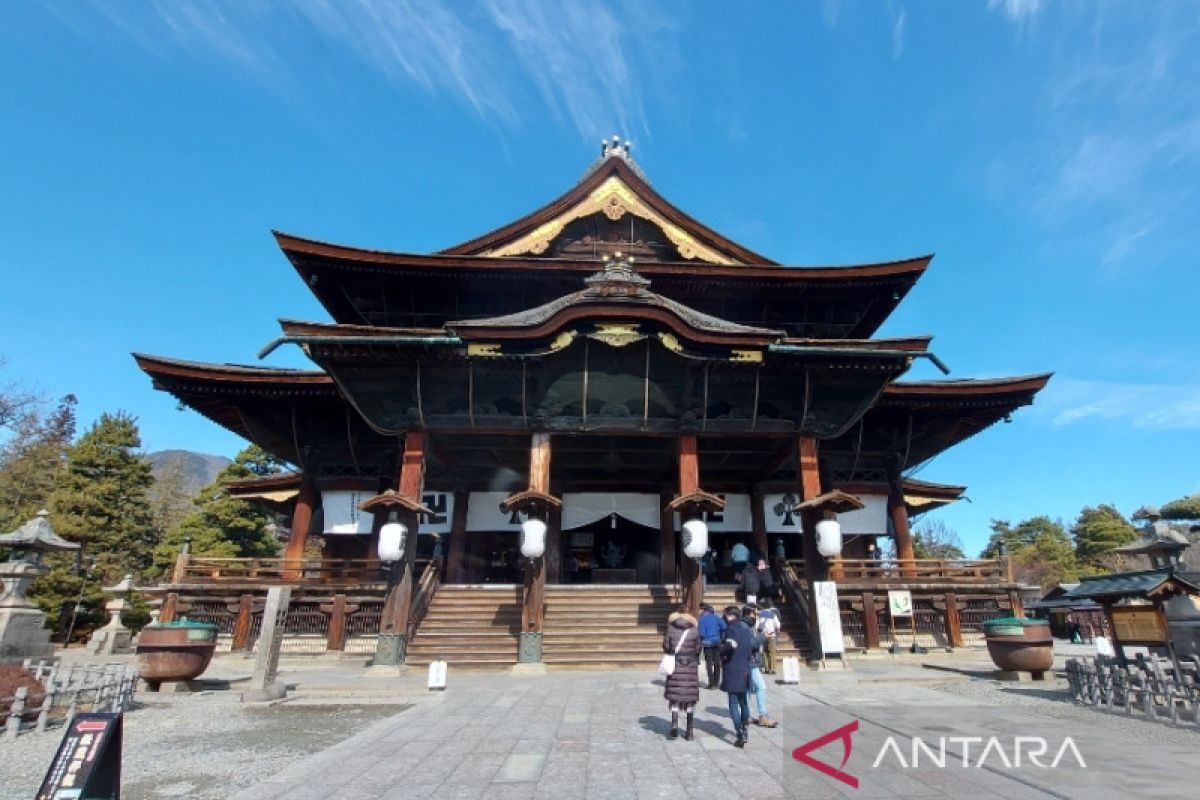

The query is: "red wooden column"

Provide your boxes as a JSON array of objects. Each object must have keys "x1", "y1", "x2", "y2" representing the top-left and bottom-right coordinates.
[
  {"x1": 861, "y1": 592, "x2": 881, "y2": 650},
  {"x1": 503, "y1": 432, "x2": 559, "y2": 665},
  {"x1": 750, "y1": 487, "x2": 769, "y2": 564},
  {"x1": 282, "y1": 475, "x2": 317, "y2": 579},
  {"x1": 445, "y1": 490, "x2": 469, "y2": 583},
  {"x1": 659, "y1": 487, "x2": 677, "y2": 584},
  {"x1": 670, "y1": 435, "x2": 723, "y2": 618},
  {"x1": 943, "y1": 592, "x2": 964, "y2": 648},
  {"x1": 888, "y1": 474, "x2": 917, "y2": 578},
  {"x1": 369, "y1": 431, "x2": 427, "y2": 666},
  {"x1": 796, "y1": 436, "x2": 827, "y2": 660}
]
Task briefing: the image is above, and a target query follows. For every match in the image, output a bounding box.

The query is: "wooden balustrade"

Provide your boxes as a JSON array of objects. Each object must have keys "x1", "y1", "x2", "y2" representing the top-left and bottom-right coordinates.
[
  {"x1": 406, "y1": 561, "x2": 441, "y2": 641},
  {"x1": 169, "y1": 557, "x2": 432, "y2": 587},
  {"x1": 782, "y1": 557, "x2": 1004, "y2": 584}
]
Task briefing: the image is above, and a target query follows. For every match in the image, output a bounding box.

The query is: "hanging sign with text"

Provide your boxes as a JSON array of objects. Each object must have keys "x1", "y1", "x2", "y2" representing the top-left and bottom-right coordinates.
[{"x1": 813, "y1": 581, "x2": 845, "y2": 655}]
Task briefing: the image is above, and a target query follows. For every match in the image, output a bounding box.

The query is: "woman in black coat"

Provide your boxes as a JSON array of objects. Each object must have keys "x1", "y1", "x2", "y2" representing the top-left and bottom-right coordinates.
[{"x1": 663, "y1": 611, "x2": 701, "y2": 740}]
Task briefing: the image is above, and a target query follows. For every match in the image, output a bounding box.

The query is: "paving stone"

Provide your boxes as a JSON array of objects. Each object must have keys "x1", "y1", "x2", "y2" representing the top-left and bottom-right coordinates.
[{"x1": 495, "y1": 753, "x2": 546, "y2": 783}]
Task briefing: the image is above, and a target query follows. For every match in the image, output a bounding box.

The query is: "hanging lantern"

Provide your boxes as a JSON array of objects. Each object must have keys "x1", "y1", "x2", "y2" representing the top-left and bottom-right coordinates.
[
  {"x1": 520, "y1": 517, "x2": 547, "y2": 559},
  {"x1": 815, "y1": 519, "x2": 843, "y2": 559},
  {"x1": 377, "y1": 516, "x2": 408, "y2": 563},
  {"x1": 681, "y1": 518, "x2": 709, "y2": 559}
]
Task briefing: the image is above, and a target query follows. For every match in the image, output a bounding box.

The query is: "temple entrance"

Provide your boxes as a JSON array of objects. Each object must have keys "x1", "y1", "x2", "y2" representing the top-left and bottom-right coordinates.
[{"x1": 562, "y1": 514, "x2": 661, "y2": 584}]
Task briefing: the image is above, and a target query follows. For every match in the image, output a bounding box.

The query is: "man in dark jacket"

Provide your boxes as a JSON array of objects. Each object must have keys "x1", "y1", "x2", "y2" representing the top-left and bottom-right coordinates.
[
  {"x1": 720, "y1": 605, "x2": 756, "y2": 748},
  {"x1": 697, "y1": 604, "x2": 726, "y2": 690}
]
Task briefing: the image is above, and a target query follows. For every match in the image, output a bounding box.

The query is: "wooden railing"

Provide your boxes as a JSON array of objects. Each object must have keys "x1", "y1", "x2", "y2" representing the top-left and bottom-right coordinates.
[
  {"x1": 171, "y1": 556, "x2": 433, "y2": 587},
  {"x1": 784, "y1": 558, "x2": 1005, "y2": 584},
  {"x1": 778, "y1": 561, "x2": 814, "y2": 654},
  {"x1": 406, "y1": 560, "x2": 441, "y2": 641}
]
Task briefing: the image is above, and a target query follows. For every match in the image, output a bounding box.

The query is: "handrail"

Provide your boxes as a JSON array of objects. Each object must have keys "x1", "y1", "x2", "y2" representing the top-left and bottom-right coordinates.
[
  {"x1": 780, "y1": 561, "x2": 812, "y2": 623},
  {"x1": 406, "y1": 560, "x2": 441, "y2": 641}
]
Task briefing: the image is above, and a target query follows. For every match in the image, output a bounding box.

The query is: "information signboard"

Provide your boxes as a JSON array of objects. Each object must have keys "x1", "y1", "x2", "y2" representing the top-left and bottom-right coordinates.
[
  {"x1": 887, "y1": 590, "x2": 913, "y2": 617},
  {"x1": 1110, "y1": 607, "x2": 1170, "y2": 645},
  {"x1": 38, "y1": 712, "x2": 122, "y2": 799},
  {"x1": 813, "y1": 581, "x2": 845, "y2": 655}
]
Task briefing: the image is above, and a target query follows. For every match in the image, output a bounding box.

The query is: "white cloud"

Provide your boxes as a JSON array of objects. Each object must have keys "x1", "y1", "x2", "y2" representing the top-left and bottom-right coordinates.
[{"x1": 1037, "y1": 378, "x2": 1200, "y2": 431}]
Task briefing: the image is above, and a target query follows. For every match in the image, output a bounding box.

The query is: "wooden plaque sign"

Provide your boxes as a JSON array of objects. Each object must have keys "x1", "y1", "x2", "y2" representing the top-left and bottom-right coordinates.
[
  {"x1": 887, "y1": 590, "x2": 913, "y2": 618},
  {"x1": 38, "y1": 712, "x2": 122, "y2": 799},
  {"x1": 1110, "y1": 607, "x2": 1169, "y2": 645}
]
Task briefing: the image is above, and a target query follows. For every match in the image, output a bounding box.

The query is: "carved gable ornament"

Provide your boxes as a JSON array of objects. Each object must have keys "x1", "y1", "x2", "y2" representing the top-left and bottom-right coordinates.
[
  {"x1": 481, "y1": 176, "x2": 738, "y2": 265},
  {"x1": 587, "y1": 323, "x2": 646, "y2": 348}
]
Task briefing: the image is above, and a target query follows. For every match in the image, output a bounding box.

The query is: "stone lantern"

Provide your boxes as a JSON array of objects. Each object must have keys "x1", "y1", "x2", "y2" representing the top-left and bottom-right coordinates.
[
  {"x1": 87, "y1": 574, "x2": 136, "y2": 655},
  {"x1": 0, "y1": 510, "x2": 80, "y2": 663}
]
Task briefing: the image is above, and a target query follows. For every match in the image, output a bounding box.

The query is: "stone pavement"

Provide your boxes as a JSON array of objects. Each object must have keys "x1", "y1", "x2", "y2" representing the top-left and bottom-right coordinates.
[{"x1": 227, "y1": 659, "x2": 1198, "y2": 800}]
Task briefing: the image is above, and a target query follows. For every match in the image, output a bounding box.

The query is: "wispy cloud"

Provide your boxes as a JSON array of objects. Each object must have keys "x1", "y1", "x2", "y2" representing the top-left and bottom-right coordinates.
[
  {"x1": 1036, "y1": 378, "x2": 1200, "y2": 431},
  {"x1": 987, "y1": 0, "x2": 1045, "y2": 27},
  {"x1": 57, "y1": 0, "x2": 665, "y2": 141},
  {"x1": 891, "y1": 7, "x2": 907, "y2": 60}
]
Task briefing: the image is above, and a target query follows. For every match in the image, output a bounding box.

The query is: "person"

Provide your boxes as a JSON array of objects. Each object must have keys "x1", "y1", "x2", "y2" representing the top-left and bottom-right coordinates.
[
  {"x1": 741, "y1": 560, "x2": 760, "y2": 605},
  {"x1": 697, "y1": 603, "x2": 726, "y2": 689},
  {"x1": 731, "y1": 540, "x2": 750, "y2": 579},
  {"x1": 662, "y1": 608, "x2": 701, "y2": 741},
  {"x1": 720, "y1": 542, "x2": 733, "y2": 582},
  {"x1": 758, "y1": 598, "x2": 780, "y2": 675},
  {"x1": 720, "y1": 604, "x2": 755, "y2": 747},
  {"x1": 1067, "y1": 613, "x2": 1082, "y2": 644},
  {"x1": 742, "y1": 605, "x2": 778, "y2": 728},
  {"x1": 752, "y1": 558, "x2": 777, "y2": 602}
]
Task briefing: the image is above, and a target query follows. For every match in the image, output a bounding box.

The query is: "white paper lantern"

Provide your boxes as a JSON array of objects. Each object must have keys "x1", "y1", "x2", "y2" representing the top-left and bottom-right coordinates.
[
  {"x1": 377, "y1": 520, "x2": 408, "y2": 562},
  {"x1": 520, "y1": 517, "x2": 547, "y2": 559},
  {"x1": 815, "y1": 519, "x2": 843, "y2": 558},
  {"x1": 681, "y1": 518, "x2": 709, "y2": 559}
]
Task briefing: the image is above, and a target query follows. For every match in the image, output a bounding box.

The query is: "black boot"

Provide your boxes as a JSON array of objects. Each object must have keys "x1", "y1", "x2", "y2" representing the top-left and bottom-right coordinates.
[
  {"x1": 668, "y1": 711, "x2": 679, "y2": 740},
  {"x1": 684, "y1": 712, "x2": 694, "y2": 741},
  {"x1": 734, "y1": 728, "x2": 745, "y2": 748}
]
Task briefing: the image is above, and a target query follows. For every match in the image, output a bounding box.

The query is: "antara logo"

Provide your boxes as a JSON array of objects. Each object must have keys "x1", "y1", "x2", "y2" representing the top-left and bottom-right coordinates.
[{"x1": 792, "y1": 720, "x2": 1087, "y2": 790}]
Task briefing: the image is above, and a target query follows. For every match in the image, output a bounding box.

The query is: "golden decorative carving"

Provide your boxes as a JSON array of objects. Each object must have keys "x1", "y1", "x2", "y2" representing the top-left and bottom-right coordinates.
[
  {"x1": 657, "y1": 332, "x2": 683, "y2": 353},
  {"x1": 482, "y1": 176, "x2": 738, "y2": 265},
  {"x1": 587, "y1": 323, "x2": 645, "y2": 348},
  {"x1": 549, "y1": 331, "x2": 578, "y2": 352},
  {"x1": 730, "y1": 349, "x2": 763, "y2": 363},
  {"x1": 467, "y1": 343, "x2": 503, "y2": 358}
]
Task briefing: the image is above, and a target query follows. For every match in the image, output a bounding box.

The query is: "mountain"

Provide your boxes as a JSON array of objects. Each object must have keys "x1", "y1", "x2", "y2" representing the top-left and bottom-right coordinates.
[{"x1": 147, "y1": 450, "x2": 231, "y2": 495}]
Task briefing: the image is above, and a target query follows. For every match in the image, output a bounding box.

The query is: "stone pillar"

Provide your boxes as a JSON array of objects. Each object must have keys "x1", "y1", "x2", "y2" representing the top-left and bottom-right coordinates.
[
  {"x1": 241, "y1": 586, "x2": 290, "y2": 702},
  {"x1": 87, "y1": 575, "x2": 134, "y2": 656}
]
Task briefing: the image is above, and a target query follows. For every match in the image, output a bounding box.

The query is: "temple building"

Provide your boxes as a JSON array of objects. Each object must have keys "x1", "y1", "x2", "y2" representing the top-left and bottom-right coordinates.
[{"x1": 136, "y1": 140, "x2": 1049, "y2": 669}]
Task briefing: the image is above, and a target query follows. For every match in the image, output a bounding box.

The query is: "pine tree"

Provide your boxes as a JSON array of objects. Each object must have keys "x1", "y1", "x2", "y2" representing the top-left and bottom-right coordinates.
[
  {"x1": 911, "y1": 518, "x2": 966, "y2": 560},
  {"x1": 152, "y1": 445, "x2": 285, "y2": 575},
  {"x1": 1161, "y1": 494, "x2": 1200, "y2": 523},
  {"x1": 980, "y1": 516, "x2": 1079, "y2": 589},
  {"x1": 1071, "y1": 504, "x2": 1137, "y2": 571},
  {"x1": 0, "y1": 395, "x2": 76, "y2": 531},
  {"x1": 47, "y1": 411, "x2": 156, "y2": 577}
]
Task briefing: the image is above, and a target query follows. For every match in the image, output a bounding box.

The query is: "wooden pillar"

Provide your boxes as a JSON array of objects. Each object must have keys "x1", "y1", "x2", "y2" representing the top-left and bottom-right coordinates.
[
  {"x1": 445, "y1": 490, "x2": 469, "y2": 584},
  {"x1": 797, "y1": 436, "x2": 826, "y2": 659},
  {"x1": 888, "y1": 474, "x2": 916, "y2": 578},
  {"x1": 750, "y1": 487, "x2": 768, "y2": 563},
  {"x1": 660, "y1": 487, "x2": 677, "y2": 584},
  {"x1": 283, "y1": 475, "x2": 317, "y2": 578},
  {"x1": 160, "y1": 592, "x2": 179, "y2": 623},
  {"x1": 322, "y1": 594, "x2": 351, "y2": 652},
  {"x1": 230, "y1": 594, "x2": 255, "y2": 652},
  {"x1": 678, "y1": 435, "x2": 703, "y2": 617},
  {"x1": 379, "y1": 432, "x2": 426, "y2": 653},
  {"x1": 862, "y1": 591, "x2": 880, "y2": 650},
  {"x1": 943, "y1": 592, "x2": 964, "y2": 648},
  {"x1": 546, "y1": 504, "x2": 562, "y2": 584},
  {"x1": 522, "y1": 432, "x2": 551, "y2": 634},
  {"x1": 1007, "y1": 588, "x2": 1025, "y2": 618}
]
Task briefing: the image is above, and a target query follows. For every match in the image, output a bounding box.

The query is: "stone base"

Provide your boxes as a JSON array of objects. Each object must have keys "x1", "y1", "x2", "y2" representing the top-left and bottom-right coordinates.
[
  {"x1": 0, "y1": 606, "x2": 55, "y2": 664},
  {"x1": 518, "y1": 632, "x2": 543, "y2": 664},
  {"x1": 363, "y1": 663, "x2": 412, "y2": 677},
  {"x1": 993, "y1": 669, "x2": 1048, "y2": 682},
  {"x1": 510, "y1": 662, "x2": 549, "y2": 676},
  {"x1": 241, "y1": 681, "x2": 288, "y2": 702},
  {"x1": 373, "y1": 633, "x2": 407, "y2": 666},
  {"x1": 88, "y1": 626, "x2": 133, "y2": 656}
]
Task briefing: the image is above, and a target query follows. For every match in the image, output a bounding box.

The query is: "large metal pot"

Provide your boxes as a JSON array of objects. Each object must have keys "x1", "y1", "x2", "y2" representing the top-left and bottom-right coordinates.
[
  {"x1": 136, "y1": 620, "x2": 218, "y2": 688},
  {"x1": 983, "y1": 617, "x2": 1054, "y2": 676}
]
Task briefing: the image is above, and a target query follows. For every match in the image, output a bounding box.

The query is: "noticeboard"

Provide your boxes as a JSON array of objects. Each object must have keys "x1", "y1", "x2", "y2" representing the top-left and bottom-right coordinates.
[
  {"x1": 1110, "y1": 607, "x2": 1170, "y2": 645},
  {"x1": 38, "y1": 712, "x2": 122, "y2": 799},
  {"x1": 888, "y1": 590, "x2": 913, "y2": 618},
  {"x1": 813, "y1": 581, "x2": 845, "y2": 655}
]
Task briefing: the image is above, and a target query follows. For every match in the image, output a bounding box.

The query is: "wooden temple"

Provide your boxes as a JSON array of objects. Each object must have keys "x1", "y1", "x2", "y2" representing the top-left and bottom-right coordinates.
[{"x1": 136, "y1": 140, "x2": 1049, "y2": 669}]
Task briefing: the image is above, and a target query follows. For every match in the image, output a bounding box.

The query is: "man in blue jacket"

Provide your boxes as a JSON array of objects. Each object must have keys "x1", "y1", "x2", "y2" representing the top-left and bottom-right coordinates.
[
  {"x1": 697, "y1": 603, "x2": 726, "y2": 689},
  {"x1": 720, "y1": 605, "x2": 757, "y2": 748}
]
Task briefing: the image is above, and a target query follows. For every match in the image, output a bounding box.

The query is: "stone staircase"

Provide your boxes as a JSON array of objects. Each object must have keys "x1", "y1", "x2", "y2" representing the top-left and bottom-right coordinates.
[
  {"x1": 542, "y1": 585, "x2": 680, "y2": 670},
  {"x1": 702, "y1": 586, "x2": 813, "y2": 661},
  {"x1": 405, "y1": 584, "x2": 522, "y2": 671}
]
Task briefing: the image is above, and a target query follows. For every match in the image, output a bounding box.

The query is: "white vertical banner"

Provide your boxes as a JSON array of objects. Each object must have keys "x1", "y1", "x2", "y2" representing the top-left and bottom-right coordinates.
[
  {"x1": 321, "y1": 491, "x2": 372, "y2": 534},
  {"x1": 813, "y1": 581, "x2": 845, "y2": 655}
]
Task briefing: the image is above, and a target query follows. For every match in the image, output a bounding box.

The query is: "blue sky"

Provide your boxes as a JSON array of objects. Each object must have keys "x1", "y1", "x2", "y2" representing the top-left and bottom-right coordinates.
[{"x1": 1, "y1": 1, "x2": 1197, "y2": 556}]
